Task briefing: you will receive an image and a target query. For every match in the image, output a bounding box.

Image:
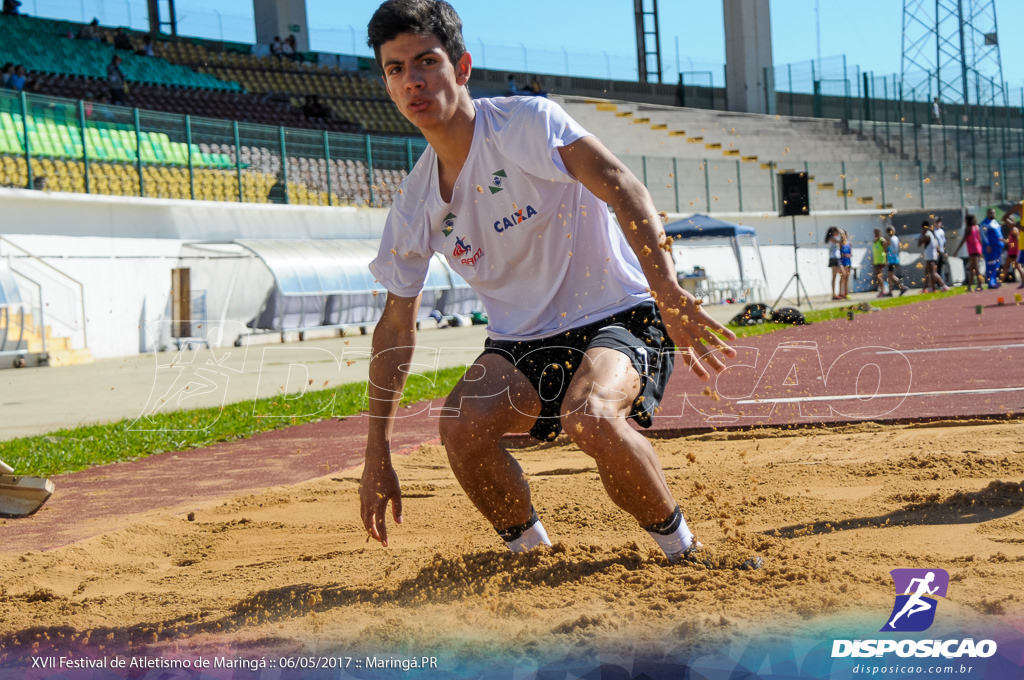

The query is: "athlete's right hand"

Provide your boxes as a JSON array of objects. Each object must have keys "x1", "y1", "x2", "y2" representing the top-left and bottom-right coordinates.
[{"x1": 359, "y1": 456, "x2": 403, "y2": 547}]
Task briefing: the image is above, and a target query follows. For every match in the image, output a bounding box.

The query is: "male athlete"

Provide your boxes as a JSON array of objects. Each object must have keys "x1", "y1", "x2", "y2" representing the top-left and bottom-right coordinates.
[{"x1": 360, "y1": 0, "x2": 740, "y2": 564}]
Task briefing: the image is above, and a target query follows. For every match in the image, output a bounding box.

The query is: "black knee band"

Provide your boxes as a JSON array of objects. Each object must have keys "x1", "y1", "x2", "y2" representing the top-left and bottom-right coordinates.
[
  {"x1": 642, "y1": 505, "x2": 682, "y2": 535},
  {"x1": 496, "y1": 507, "x2": 540, "y2": 543}
]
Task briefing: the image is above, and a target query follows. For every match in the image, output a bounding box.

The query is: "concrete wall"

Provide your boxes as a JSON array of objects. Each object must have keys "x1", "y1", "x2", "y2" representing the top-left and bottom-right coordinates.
[
  {"x1": 723, "y1": 0, "x2": 773, "y2": 114},
  {"x1": 1, "y1": 187, "x2": 912, "y2": 360},
  {"x1": 0, "y1": 188, "x2": 387, "y2": 359},
  {"x1": 253, "y1": 0, "x2": 310, "y2": 52}
]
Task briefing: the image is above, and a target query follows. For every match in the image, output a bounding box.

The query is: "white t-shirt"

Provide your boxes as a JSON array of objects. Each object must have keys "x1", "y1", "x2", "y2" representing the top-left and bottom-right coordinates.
[
  {"x1": 933, "y1": 227, "x2": 946, "y2": 254},
  {"x1": 369, "y1": 96, "x2": 651, "y2": 340},
  {"x1": 923, "y1": 232, "x2": 938, "y2": 260}
]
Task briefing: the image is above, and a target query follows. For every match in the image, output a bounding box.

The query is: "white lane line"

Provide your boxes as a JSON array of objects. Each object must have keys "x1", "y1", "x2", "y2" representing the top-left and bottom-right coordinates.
[
  {"x1": 736, "y1": 386, "x2": 1024, "y2": 405},
  {"x1": 875, "y1": 343, "x2": 1024, "y2": 355}
]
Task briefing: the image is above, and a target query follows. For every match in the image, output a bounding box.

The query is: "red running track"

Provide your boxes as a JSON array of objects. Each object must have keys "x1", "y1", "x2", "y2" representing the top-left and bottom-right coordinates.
[
  {"x1": 652, "y1": 288, "x2": 1024, "y2": 431},
  {"x1": 2, "y1": 290, "x2": 1021, "y2": 552}
]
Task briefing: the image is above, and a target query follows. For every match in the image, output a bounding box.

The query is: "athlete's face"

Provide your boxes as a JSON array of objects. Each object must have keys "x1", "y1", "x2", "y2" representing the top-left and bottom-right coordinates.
[{"x1": 379, "y1": 31, "x2": 471, "y2": 133}]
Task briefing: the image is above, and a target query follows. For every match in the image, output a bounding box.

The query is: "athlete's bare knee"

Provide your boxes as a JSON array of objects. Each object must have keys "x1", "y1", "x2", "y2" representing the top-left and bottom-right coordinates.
[{"x1": 562, "y1": 399, "x2": 630, "y2": 456}]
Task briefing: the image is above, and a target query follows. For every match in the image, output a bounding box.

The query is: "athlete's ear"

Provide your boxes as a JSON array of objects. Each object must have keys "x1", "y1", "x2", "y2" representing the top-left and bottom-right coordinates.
[{"x1": 455, "y1": 51, "x2": 472, "y2": 86}]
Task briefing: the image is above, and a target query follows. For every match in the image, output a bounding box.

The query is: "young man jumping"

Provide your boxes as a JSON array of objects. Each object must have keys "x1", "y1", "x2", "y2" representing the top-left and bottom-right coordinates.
[{"x1": 359, "y1": 0, "x2": 744, "y2": 565}]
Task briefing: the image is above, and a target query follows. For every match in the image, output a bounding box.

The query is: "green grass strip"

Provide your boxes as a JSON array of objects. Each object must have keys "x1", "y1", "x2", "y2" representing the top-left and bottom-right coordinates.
[
  {"x1": 1, "y1": 367, "x2": 467, "y2": 478},
  {"x1": 0, "y1": 288, "x2": 972, "y2": 478}
]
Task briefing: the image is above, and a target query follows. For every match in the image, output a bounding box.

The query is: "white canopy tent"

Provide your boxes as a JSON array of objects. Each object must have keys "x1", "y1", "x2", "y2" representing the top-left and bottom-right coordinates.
[{"x1": 664, "y1": 214, "x2": 771, "y2": 297}]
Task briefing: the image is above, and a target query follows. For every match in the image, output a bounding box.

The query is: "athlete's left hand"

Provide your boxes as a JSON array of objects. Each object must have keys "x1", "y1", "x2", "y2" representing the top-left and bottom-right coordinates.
[{"x1": 658, "y1": 291, "x2": 736, "y2": 380}]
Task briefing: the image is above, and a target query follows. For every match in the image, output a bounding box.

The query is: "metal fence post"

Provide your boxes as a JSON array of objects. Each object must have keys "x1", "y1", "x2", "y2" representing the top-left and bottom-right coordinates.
[
  {"x1": 843, "y1": 54, "x2": 851, "y2": 122},
  {"x1": 736, "y1": 160, "x2": 743, "y2": 212},
  {"x1": 918, "y1": 160, "x2": 925, "y2": 209},
  {"x1": 134, "y1": 107, "x2": 144, "y2": 198},
  {"x1": 788, "y1": 64, "x2": 793, "y2": 117},
  {"x1": 958, "y1": 158, "x2": 965, "y2": 209},
  {"x1": 897, "y1": 78, "x2": 904, "y2": 157},
  {"x1": 703, "y1": 160, "x2": 711, "y2": 213},
  {"x1": 185, "y1": 115, "x2": 196, "y2": 201},
  {"x1": 78, "y1": 99, "x2": 90, "y2": 195},
  {"x1": 365, "y1": 135, "x2": 375, "y2": 206},
  {"x1": 324, "y1": 130, "x2": 333, "y2": 207},
  {"x1": 769, "y1": 161, "x2": 777, "y2": 213},
  {"x1": 20, "y1": 91, "x2": 33, "y2": 190},
  {"x1": 841, "y1": 160, "x2": 848, "y2": 211},
  {"x1": 279, "y1": 126, "x2": 290, "y2": 204},
  {"x1": 642, "y1": 155, "x2": 648, "y2": 187},
  {"x1": 999, "y1": 158, "x2": 1006, "y2": 202},
  {"x1": 879, "y1": 160, "x2": 886, "y2": 208},
  {"x1": 883, "y1": 77, "x2": 890, "y2": 148},
  {"x1": 233, "y1": 121, "x2": 243, "y2": 203},
  {"x1": 672, "y1": 157, "x2": 680, "y2": 213}
]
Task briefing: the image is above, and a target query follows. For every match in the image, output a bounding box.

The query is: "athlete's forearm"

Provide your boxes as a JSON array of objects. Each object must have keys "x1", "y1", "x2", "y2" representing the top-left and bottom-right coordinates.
[
  {"x1": 608, "y1": 180, "x2": 687, "y2": 302},
  {"x1": 366, "y1": 336, "x2": 415, "y2": 451},
  {"x1": 365, "y1": 297, "x2": 419, "y2": 461}
]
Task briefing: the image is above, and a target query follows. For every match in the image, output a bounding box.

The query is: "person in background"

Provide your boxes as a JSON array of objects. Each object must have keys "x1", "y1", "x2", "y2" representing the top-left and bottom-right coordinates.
[
  {"x1": 137, "y1": 35, "x2": 155, "y2": 57},
  {"x1": 529, "y1": 75, "x2": 546, "y2": 97},
  {"x1": 825, "y1": 225, "x2": 842, "y2": 300},
  {"x1": 78, "y1": 18, "x2": 101, "y2": 41},
  {"x1": 980, "y1": 207, "x2": 1003, "y2": 289},
  {"x1": 113, "y1": 27, "x2": 133, "y2": 51},
  {"x1": 283, "y1": 34, "x2": 298, "y2": 60},
  {"x1": 838, "y1": 229, "x2": 853, "y2": 299},
  {"x1": 932, "y1": 216, "x2": 949, "y2": 284},
  {"x1": 1000, "y1": 220, "x2": 1023, "y2": 287},
  {"x1": 7, "y1": 64, "x2": 29, "y2": 92},
  {"x1": 884, "y1": 226, "x2": 909, "y2": 296},
  {"x1": 952, "y1": 213, "x2": 984, "y2": 292},
  {"x1": 917, "y1": 219, "x2": 948, "y2": 293},
  {"x1": 872, "y1": 227, "x2": 888, "y2": 297},
  {"x1": 505, "y1": 73, "x2": 521, "y2": 96},
  {"x1": 107, "y1": 54, "x2": 127, "y2": 105},
  {"x1": 1, "y1": 63, "x2": 14, "y2": 89}
]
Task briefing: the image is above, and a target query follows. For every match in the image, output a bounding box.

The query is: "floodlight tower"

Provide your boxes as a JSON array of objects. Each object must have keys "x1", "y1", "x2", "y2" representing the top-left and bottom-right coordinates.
[
  {"x1": 634, "y1": 0, "x2": 662, "y2": 83},
  {"x1": 901, "y1": 0, "x2": 1008, "y2": 107}
]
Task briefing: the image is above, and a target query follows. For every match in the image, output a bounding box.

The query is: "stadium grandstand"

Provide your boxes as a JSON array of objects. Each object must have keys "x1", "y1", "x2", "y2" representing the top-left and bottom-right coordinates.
[{"x1": 0, "y1": 4, "x2": 1021, "y2": 368}]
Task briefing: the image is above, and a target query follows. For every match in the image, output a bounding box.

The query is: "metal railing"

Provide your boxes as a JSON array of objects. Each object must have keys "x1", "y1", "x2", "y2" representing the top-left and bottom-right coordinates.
[
  {"x1": 0, "y1": 236, "x2": 87, "y2": 352},
  {"x1": 0, "y1": 89, "x2": 428, "y2": 208}
]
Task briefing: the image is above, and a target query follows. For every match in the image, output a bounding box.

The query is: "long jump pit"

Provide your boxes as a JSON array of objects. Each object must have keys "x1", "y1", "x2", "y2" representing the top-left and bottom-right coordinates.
[
  {"x1": 1, "y1": 291, "x2": 1023, "y2": 679},
  {"x1": 1, "y1": 419, "x2": 1023, "y2": 679}
]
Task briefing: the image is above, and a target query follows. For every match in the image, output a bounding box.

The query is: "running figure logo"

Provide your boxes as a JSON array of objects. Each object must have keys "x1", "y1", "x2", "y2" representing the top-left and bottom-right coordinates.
[
  {"x1": 453, "y1": 235, "x2": 472, "y2": 258},
  {"x1": 881, "y1": 568, "x2": 949, "y2": 632}
]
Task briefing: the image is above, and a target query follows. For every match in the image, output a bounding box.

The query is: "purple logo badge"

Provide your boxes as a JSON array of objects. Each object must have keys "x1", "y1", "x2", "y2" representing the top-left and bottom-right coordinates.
[{"x1": 881, "y1": 568, "x2": 949, "y2": 632}]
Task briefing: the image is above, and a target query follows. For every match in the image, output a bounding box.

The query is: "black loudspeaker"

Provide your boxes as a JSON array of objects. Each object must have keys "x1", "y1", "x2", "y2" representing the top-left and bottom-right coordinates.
[{"x1": 779, "y1": 171, "x2": 810, "y2": 217}]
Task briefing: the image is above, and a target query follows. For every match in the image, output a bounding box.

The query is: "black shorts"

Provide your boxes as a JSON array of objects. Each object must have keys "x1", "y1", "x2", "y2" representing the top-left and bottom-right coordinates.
[
  {"x1": 828, "y1": 257, "x2": 840, "y2": 268},
  {"x1": 480, "y1": 301, "x2": 675, "y2": 441}
]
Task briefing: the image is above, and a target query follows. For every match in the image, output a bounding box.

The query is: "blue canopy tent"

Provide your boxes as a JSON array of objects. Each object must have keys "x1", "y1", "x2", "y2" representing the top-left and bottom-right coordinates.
[{"x1": 663, "y1": 214, "x2": 770, "y2": 296}]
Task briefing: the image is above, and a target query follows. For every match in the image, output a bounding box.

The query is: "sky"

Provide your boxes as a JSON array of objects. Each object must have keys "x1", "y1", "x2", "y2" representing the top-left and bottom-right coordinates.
[{"x1": 23, "y1": 0, "x2": 1024, "y2": 96}]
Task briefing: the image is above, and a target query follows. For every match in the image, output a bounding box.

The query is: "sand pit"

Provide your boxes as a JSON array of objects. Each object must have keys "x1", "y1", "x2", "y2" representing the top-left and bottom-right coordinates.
[{"x1": 1, "y1": 419, "x2": 1022, "y2": 675}]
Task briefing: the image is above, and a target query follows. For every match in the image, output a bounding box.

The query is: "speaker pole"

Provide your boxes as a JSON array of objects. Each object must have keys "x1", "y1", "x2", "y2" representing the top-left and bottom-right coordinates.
[{"x1": 772, "y1": 214, "x2": 814, "y2": 310}]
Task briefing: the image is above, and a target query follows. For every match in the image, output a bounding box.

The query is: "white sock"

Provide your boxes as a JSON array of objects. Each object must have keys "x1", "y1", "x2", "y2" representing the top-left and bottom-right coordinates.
[
  {"x1": 506, "y1": 520, "x2": 551, "y2": 553},
  {"x1": 644, "y1": 506, "x2": 695, "y2": 559}
]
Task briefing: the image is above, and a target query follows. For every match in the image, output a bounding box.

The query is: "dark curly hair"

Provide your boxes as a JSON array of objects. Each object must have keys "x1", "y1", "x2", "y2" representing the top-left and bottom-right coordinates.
[{"x1": 367, "y1": 0, "x2": 466, "y2": 71}]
